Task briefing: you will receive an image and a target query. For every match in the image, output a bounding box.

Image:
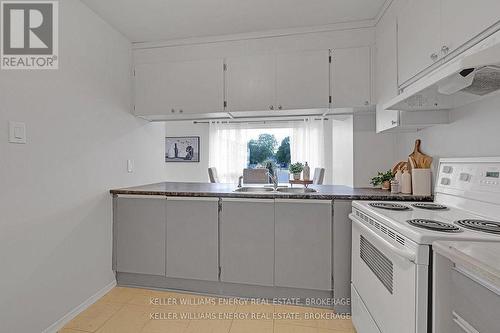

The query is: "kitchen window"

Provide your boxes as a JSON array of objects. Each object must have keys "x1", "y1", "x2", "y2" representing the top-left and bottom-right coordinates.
[{"x1": 208, "y1": 118, "x2": 326, "y2": 183}]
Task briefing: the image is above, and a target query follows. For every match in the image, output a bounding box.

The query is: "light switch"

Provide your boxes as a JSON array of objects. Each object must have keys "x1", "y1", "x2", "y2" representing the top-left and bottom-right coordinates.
[{"x1": 9, "y1": 121, "x2": 26, "y2": 144}]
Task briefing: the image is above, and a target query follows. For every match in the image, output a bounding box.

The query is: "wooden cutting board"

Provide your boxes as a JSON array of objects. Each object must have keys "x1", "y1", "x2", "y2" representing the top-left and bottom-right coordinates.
[{"x1": 409, "y1": 139, "x2": 432, "y2": 169}]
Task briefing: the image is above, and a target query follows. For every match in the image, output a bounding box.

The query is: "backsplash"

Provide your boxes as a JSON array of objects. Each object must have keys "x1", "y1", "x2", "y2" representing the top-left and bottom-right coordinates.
[{"x1": 394, "y1": 94, "x2": 500, "y2": 163}]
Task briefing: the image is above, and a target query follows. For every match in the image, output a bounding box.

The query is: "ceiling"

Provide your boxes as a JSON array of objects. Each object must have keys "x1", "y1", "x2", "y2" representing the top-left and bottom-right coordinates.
[{"x1": 81, "y1": 0, "x2": 387, "y2": 43}]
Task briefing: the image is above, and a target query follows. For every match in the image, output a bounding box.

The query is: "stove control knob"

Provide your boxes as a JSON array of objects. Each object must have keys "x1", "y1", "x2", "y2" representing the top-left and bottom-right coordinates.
[
  {"x1": 441, "y1": 178, "x2": 451, "y2": 185},
  {"x1": 443, "y1": 166, "x2": 453, "y2": 174},
  {"x1": 459, "y1": 173, "x2": 471, "y2": 182}
]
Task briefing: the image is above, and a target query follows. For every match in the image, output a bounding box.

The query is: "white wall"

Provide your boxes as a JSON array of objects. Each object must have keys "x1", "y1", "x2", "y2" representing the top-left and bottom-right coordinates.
[
  {"x1": 134, "y1": 27, "x2": 374, "y2": 64},
  {"x1": 0, "y1": 1, "x2": 166, "y2": 332},
  {"x1": 332, "y1": 115, "x2": 354, "y2": 186},
  {"x1": 354, "y1": 113, "x2": 396, "y2": 187},
  {"x1": 165, "y1": 121, "x2": 209, "y2": 182},
  {"x1": 394, "y1": 95, "x2": 500, "y2": 162}
]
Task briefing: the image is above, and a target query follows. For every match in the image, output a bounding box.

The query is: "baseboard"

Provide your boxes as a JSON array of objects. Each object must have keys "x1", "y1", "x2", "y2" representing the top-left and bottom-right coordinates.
[{"x1": 42, "y1": 279, "x2": 116, "y2": 333}]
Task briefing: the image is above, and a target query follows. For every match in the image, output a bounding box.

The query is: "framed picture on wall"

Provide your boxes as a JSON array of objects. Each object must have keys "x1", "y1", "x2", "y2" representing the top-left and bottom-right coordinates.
[{"x1": 165, "y1": 136, "x2": 200, "y2": 162}]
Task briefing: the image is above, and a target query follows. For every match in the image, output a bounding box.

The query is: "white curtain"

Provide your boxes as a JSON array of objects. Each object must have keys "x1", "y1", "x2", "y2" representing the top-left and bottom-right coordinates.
[
  {"x1": 290, "y1": 117, "x2": 326, "y2": 172},
  {"x1": 208, "y1": 122, "x2": 249, "y2": 183}
]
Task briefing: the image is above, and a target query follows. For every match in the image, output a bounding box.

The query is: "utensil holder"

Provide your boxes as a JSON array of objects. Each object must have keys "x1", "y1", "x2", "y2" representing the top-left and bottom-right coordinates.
[{"x1": 412, "y1": 169, "x2": 431, "y2": 196}]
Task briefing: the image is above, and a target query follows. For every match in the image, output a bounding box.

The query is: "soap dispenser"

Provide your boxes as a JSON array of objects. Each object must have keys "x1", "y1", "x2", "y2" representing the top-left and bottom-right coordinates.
[{"x1": 303, "y1": 162, "x2": 311, "y2": 181}]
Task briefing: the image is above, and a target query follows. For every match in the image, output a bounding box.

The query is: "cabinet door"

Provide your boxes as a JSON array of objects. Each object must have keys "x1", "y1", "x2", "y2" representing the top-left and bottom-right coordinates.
[
  {"x1": 332, "y1": 200, "x2": 353, "y2": 314},
  {"x1": 375, "y1": 3, "x2": 400, "y2": 133},
  {"x1": 441, "y1": 0, "x2": 500, "y2": 54},
  {"x1": 225, "y1": 54, "x2": 276, "y2": 112},
  {"x1": 166, "y1": 197, "x2": 219, "y2": 281},
  {"x1": 134, "y1": 59, "x2": 224, "y2": 116},
  {"x1": 331, "y1": 46, "x2": 371, "y2": 108},
  {"x1": 397, "y1": 0, "x2": 441, "y2": 84},
  {"x1": 220, "y1": 199, "x2": 275, "y2": 286},
  {"x1": 275, "y1": 199, "x2": 332, "y2": 290},
  {"x1": 115, "y1": 197, "x2": 166, "y2": 275},
  {"x1": 276, "y1": 50, "x2": 330, "y2": 110}
]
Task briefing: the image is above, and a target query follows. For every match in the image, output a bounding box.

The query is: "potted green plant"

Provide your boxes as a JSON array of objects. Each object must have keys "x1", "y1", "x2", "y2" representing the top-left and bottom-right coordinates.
[
  {"x1": 370, "y1": 170, "x2": 394, "y2": 190},
  {"x1": 289, "y1": 162, "x2": 304, "y2": 180}
]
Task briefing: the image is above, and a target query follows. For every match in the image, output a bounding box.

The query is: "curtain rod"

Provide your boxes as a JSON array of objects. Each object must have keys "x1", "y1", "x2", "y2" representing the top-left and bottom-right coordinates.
[{"x1": 193, "y1": 118, "x2": 329, "y2": 124}]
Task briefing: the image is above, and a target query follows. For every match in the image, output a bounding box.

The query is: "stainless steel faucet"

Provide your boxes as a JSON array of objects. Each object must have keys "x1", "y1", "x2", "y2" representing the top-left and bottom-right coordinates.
[
  {"x1": 237, "y1": 175, "x2": 244, "y2": 188},
  {"x1": 267, "y1": 170, "x2": 279, "y2": 191}
]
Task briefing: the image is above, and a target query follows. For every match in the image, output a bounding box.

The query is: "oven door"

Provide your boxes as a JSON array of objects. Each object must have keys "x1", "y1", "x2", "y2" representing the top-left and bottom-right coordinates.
[{"x1": 351, "y1": 214, "x2": 427, "y2": 333}]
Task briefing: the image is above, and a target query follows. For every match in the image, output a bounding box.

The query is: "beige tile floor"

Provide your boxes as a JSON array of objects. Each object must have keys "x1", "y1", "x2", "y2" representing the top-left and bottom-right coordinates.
[{"x1": 60, "y1": 287, "x2": 356, "y2": 333}]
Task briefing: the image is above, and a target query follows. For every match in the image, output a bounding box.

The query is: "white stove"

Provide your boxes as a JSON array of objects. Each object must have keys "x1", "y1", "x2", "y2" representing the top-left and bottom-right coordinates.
[
  {"x1": 349, "y1": 157, "x2": 500, "y2": 333},
  {"x1": 352, "y1": 200, "x2": 500, "y2": 246}
]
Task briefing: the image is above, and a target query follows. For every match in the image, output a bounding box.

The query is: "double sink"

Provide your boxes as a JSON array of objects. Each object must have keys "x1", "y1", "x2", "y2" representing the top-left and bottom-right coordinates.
[{"x1": 234, "y1": 186, "x2": 317, "y2": 193}]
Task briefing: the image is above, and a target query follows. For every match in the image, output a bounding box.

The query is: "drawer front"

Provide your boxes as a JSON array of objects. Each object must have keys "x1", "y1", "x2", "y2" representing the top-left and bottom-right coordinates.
[
  {"x1": 351, "y1": 284, "x2": 381, "y2": 333},
  {"x1": 450, "y1": 267, "x2": 500, "y2": 333}
]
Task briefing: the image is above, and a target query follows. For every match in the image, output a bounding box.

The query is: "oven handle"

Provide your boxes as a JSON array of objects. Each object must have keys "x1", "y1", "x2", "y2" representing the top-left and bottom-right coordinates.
[{"x1": 350, "y1": 214, "x2": 416, "y2": 263}]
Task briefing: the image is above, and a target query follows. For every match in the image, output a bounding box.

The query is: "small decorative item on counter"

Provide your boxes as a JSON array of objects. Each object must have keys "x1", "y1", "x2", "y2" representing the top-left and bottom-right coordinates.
[
  {"x1": 303, "y1": 162, "x2": 311, "y2": 181},
  {"x1": 408, "y1": 139, "x2": 433, "y2": 169},
  {"x1": 370, "y1": 170, "x2": 395, "y2": 190},
  {"x1": 289, "y1": 162, "x2": 304, "y2": 180},
  {"x1": 406, "y1": 139, "x2": 432, "y2": 195},
  {"x1": 401, "y1": 169, "x2": 412, "y2": 194},
  {"x1": 392, "y1": 161, "x2": 408, "y2": 174},
  {"x1": 395, "y1": 169, "x2": 403, "y2": 185},
  {"x1": 412, "y1": 168, "x2": 431, "y2": 196},
  {"x1": 391, "y1": 180, "x2": 400, "y2": 194}
]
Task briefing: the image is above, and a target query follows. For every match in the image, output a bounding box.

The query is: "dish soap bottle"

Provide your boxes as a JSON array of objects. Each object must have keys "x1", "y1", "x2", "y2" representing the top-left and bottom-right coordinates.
[
  {"x1": 401, "y1": 170, "x2": 412, "y2": 194},
  {"x1": 303, "y1": 162, "x2": 310, "y2": 181}
]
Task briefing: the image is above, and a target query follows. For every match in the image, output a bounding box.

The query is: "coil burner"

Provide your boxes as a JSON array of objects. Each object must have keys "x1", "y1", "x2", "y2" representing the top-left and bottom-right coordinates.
[
  {"x1": 407, "y1": 219, "x2": 462, "y2": 232},
  {"x1": 455, "y1": 219, "x2": 500, "y2": 235}
]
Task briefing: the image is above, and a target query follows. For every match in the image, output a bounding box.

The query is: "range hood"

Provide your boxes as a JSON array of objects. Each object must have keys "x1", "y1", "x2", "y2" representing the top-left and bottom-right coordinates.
[{"x1": 384, "y1": 30, "x2": 500, "y2": 111}]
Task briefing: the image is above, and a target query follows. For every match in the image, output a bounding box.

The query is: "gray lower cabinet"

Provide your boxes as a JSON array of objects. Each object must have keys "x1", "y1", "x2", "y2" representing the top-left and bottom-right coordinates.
[
  {"x1": 115, "y1": 196, "x2": 166, "y2": 276},
  {"x1": 220, "y1": 198, "x2": 275, "y2": 286},
  {"x1": 166, "y1": 197, "x2": 219, "y2": 281},
  {"x1": 332, "y1": 200, "x2": 352, "y2": 313},
  {"x1": 275, "y1": 199, "x2": 332, "y2": 291}
]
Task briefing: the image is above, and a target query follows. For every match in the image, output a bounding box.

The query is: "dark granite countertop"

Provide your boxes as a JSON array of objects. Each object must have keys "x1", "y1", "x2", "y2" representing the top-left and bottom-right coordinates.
[{"x1": 110, "y1": 182, "x2": 433, "y2": 201}]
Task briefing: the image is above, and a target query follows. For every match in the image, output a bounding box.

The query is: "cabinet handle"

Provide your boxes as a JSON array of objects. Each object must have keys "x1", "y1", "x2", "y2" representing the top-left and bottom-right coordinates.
[
  {"x1": 441, "y1": 45, "x2": 449, "y2": 55},
  {"x1": 269, "y1": 105, "x2": 274, "y2": 110},
  {"x1": 171, "y1": 109, "x2": 175, "y2": 113},
  {"x1": 430, "y1": 53, "x2": 438, "y2": 61},
  {"x1": 278, "y1": 105, "x2": 283, "y2": 110},
  {"x1": 179, "y1": 109, "x2": 184, "y2": 113},
  {"x1": 364, "y1": 101, "x2": 369, "y2": 106},
  {"x1": 391, "y1": 120, "x2": 398, "y2": 125}
]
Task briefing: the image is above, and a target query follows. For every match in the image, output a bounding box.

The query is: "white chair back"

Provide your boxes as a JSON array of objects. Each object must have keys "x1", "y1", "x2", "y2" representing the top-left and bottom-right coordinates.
[
  {"x1": 313, "y1": 168, "x2": 325, "y2": 185},
  {"x1": 208, "y1": 167, "x2": 219, "y2": 183}
]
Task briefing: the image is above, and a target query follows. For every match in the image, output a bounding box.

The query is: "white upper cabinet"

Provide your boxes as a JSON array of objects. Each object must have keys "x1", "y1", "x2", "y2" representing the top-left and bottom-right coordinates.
[
  {"x1": 226, "y1": 51, "x2": 330, "y2": 112},
  {"x1": 331, "y1": 46, "x2": 371, "y2": 108},
  {"x1": 397, "y1": 0, "x2": 500, "y2": 86},
  {"x1": 225, "y1": 54, "x2": 276, "y2": 112},
  {"x1": 440, "y1": 0, "x2": 500, "y2": 54},
  {"x1": 135, "y1": 49, "x2": 372, "y2": 119},
  {"x1": 276, "y1": 50, "x2": 330, "y2": 110},
  {"x1": 134, "y1": 58, "x2": 224, "y2": 117},
  {"x1": 375, "y1": 2, "x2": 400, "y2": 132},
  {"x1": 397, "y1": 0, "x2": 441, "y2": 85},
  {"x1": 376, "y1": 0, "x2": 450, "y2": 133}
]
